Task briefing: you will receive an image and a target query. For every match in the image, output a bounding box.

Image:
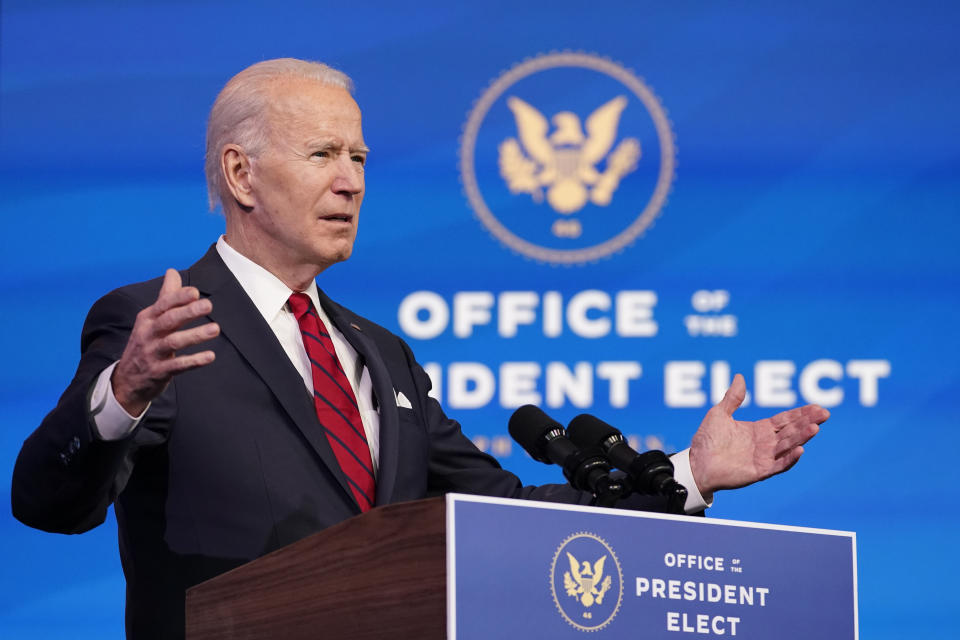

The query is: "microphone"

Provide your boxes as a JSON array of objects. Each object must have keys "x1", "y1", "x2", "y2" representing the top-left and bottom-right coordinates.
[
  {"x1": 508, "y1": 405, "x2": 626, "y2": 507},
  {"x1": 567, "y1": 414, "x2": 688, "y2": 514}
]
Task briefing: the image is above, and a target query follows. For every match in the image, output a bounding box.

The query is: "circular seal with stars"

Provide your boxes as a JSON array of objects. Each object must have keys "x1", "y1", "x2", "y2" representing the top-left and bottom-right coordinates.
[
  {"x1": 550, "y1": 531, "x2": 624, "y2": 632},
  {"x1": 460, "y1": 51, "x2": 676, "y2": 265}
]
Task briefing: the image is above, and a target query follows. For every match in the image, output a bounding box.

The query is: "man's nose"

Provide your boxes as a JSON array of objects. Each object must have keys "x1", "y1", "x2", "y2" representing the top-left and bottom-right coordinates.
[{"x1": 331, "y1": 154, "x2": 363, "y2": 196}]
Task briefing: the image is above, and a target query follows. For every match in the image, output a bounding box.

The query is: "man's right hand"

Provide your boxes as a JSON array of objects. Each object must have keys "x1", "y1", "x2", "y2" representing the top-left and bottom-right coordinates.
[{"x1": 111, "y1": 269, "x2": 220, "y2": 416}]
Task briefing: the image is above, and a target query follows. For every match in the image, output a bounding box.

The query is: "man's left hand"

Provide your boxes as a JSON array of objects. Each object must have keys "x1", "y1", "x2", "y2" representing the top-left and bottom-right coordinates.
[{"x1": 688, "y1": 374, "x2": 829, "y2": 497}]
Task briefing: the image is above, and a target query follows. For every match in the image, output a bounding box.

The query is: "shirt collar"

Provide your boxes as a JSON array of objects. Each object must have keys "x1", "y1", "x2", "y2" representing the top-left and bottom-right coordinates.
[{"x1": 215, "y1": 235, "x2": 322, "y2": 323}]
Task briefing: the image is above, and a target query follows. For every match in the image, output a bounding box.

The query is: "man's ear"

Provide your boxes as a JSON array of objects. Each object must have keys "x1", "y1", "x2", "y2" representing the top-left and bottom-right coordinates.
[{"x1": 221, "y1": 144, "x2": 255, "y2": 209}]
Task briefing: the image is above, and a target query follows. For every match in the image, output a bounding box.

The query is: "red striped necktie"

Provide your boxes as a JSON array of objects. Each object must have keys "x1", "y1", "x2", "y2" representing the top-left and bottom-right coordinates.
[{"x1": 288, "y1": 293, "x2": 375, "y2": 512}]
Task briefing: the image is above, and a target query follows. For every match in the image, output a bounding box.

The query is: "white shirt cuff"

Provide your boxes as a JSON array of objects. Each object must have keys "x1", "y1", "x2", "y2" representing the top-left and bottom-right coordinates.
[
  {"x1": 672, "y1": 448, "x2": 713, "y2": 513},
  {"x1": 89, "y1": 361, "x2": 149, "y2": 441}
]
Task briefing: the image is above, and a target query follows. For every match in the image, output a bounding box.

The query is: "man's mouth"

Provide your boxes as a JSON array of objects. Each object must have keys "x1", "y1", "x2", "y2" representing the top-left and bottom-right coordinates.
[{"x1": 320, "y1": 214, "x2": 353, "y2": 223}]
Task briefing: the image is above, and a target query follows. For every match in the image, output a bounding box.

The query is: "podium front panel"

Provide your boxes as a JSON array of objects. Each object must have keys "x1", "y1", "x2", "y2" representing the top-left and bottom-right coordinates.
[{"x1": 446, "y1": 494, "x2": 857, "y2": 639}]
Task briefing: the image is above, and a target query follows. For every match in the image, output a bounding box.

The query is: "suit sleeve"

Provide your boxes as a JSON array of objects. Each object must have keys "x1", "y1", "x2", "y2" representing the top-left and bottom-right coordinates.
[
  {"x1": 397, "y1": 338, "x2": 673, "y2": 512},
  {"x1": 10, "y1": 289, "x2": 173, "y2": 533}
]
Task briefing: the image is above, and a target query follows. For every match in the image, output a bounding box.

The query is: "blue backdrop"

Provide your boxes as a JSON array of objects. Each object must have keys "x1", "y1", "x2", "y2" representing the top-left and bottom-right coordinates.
[{"x1": 1, "y1": 1, "x2": 957, "y2": 637}]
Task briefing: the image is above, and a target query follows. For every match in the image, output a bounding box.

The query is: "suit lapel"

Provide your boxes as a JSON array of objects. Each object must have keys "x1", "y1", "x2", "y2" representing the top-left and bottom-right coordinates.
[
  {"x1": 316, "y1": 289, "x2": 400, "y2": 506},
  {"x1": 186, "y1": 247, "x2": 359, "y2": 512}
]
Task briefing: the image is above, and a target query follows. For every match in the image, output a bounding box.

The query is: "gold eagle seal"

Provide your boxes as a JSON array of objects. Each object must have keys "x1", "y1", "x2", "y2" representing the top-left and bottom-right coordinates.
[
  {"x1": 550, "y1": 531, "x2": 623, "y2": 632},
  {"x1": 460, "y1": 52, "x2": 676, "y2": 264}
]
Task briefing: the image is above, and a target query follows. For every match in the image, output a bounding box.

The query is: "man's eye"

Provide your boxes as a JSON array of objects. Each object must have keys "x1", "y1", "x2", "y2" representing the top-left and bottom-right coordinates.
[
  {"x1": 352, "y1": 155, "x2": 366, "y2": 166},
  {"x1": 312, "y1": 150, "x2": 329, "y2": 159}
]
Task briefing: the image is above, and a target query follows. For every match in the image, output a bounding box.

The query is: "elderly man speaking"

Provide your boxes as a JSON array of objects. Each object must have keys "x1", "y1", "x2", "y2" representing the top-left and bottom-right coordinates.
[{"x1": 12, "y1": 59, "x2": 827, "y2": 639}]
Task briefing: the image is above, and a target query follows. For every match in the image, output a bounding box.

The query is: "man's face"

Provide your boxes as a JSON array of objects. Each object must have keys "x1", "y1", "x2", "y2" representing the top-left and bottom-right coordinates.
[{"x1": 245, "y1": 77, "x2": 367, "y2": 273}]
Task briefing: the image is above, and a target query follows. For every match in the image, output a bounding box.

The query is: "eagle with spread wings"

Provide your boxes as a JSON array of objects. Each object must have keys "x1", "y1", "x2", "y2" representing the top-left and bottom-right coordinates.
[
  {"x1": 563, "y1": 551, "x2": 613, "y2": 607},
  {"x1": 499, "y1": 96, "x2": 641, "y2": 214}
]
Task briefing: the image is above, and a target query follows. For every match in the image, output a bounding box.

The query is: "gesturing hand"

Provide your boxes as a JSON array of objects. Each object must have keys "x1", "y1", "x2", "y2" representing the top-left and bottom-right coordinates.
[
  {"x1": 111, "y1": 269, "x2": 220, "y2": 416},
  {"x1": 688, "y1": 374, "x2": 829, "y2": 497}
]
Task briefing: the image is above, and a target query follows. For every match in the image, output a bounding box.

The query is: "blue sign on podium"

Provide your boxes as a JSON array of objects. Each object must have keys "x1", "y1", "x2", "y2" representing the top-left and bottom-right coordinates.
[{"x1": 446, "y1": 494, "x2": 857, "y2": 639}]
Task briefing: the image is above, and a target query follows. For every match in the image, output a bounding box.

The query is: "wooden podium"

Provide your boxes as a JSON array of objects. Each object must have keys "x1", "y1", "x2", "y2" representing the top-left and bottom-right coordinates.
[
  {"x1": 185, "y1": 498, "x2": 447, "y2": 640},
  {"x1": 186, "y1": 494, "x2": 858, "y2": 640}
]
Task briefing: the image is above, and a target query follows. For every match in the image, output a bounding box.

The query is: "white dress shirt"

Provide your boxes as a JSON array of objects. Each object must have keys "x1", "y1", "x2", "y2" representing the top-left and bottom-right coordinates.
[{"x1": 89, "y1": 235, "x2": 709, "y2": 510}]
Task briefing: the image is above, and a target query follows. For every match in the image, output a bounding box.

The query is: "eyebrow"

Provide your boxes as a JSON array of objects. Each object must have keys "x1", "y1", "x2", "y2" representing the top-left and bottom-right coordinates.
[{"x1": 307, "y1": 139, "x2": 370, "y2": 154}]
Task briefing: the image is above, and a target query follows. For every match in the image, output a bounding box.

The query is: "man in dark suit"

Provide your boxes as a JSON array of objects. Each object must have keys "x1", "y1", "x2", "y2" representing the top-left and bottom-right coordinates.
[{"x1": 11, "y1": 59, "x2": 828, "y2": 639}]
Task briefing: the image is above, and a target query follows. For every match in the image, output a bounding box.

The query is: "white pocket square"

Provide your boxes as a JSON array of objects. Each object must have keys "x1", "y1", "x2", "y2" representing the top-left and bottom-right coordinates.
[{"x1": 395, "y1": 390, "x2": 412, "y2": 409}]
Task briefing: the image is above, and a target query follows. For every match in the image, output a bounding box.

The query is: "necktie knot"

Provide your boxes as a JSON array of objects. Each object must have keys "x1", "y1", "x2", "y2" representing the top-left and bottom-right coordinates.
[{"x1": 288, "y1": 292, "x2": 312, "y2": 320}]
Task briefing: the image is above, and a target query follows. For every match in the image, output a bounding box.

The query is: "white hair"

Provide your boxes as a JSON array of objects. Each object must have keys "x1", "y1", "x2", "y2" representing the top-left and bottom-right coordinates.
[{"x1": 204, "y1": 58, "x2": 354, "y2": 211}]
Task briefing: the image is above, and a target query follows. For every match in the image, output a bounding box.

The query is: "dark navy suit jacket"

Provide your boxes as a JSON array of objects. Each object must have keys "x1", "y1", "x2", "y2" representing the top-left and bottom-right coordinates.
[{"x1": 12, "y1": 246, "x2": 668, "y2": 638}]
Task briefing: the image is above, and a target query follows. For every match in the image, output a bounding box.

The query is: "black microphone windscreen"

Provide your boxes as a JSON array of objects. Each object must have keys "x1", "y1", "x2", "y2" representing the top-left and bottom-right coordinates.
[
  {"x1": 567, "y1": 414, "x2": 621, "y2": 447},
  {"x1": 508, "y1": 404, "x2": 561, "y2": 453}
]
